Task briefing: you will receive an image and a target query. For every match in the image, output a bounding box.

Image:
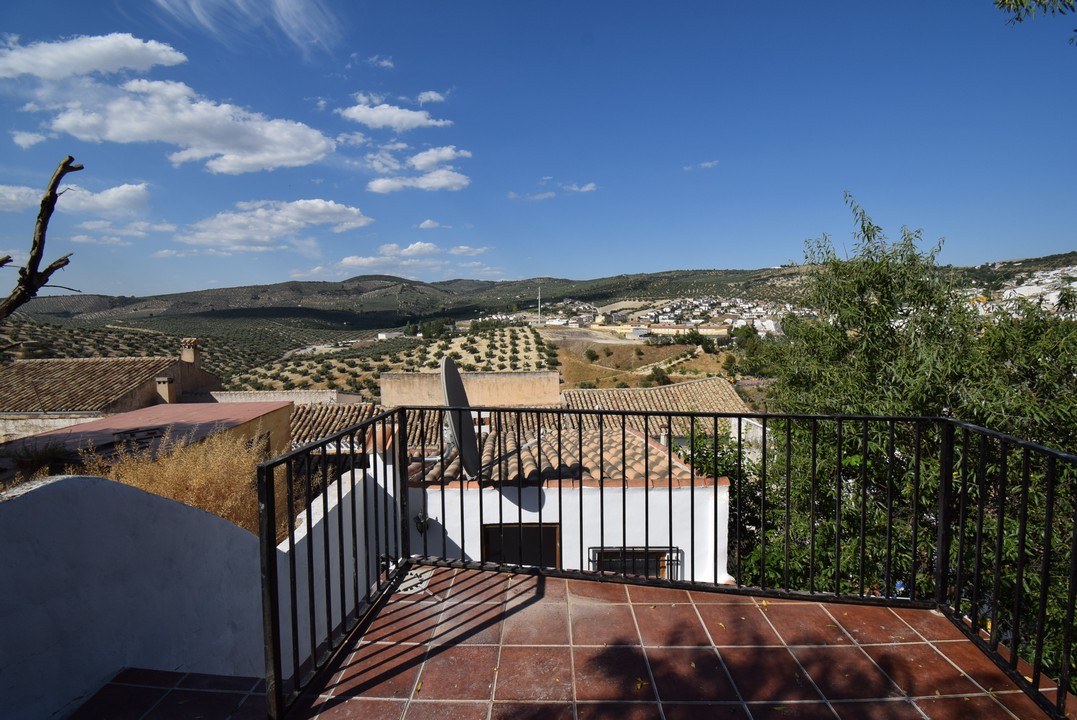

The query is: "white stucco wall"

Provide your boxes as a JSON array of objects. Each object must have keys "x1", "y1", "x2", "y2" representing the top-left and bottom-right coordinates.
[
  {"x1": 410, "y1": 483, "x2": 733, "y2": 584},
  {"x1": 0, "y1": 476, "x2": 263, "y2": 720}
]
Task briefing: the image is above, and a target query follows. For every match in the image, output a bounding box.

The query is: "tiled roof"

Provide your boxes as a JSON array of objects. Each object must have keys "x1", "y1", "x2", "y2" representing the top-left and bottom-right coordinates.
[
  {"x1": 561, "y1": 377, "x2": 749, "y2": 437},
  {"x1": 409, "y1": 426, "x2": 715, "y2": 489},
  {"x1": 0, "y1": 357, "x2": 176, "y2": 413},
  {"x1": 289, "y1": 403, "x2": 383, "y2": 448}
]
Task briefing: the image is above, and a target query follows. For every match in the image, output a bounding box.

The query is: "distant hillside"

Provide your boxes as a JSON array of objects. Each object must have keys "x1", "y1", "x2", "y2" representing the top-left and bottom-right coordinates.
[{"x1": 14, "y1": 251, "x2": 1073, "y2": 343}]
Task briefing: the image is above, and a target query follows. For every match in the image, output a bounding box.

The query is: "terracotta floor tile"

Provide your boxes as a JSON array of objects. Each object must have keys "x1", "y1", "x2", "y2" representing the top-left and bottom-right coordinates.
[
  {"x1": 570, "y1": 602, "x2": 639, "y2": 645},
  {"x1": 575, "y1": 701, "x2": 663, "y2": 719},
  {"x1": 495, "y1": 646, "x2": 573, "y2": 702},
  {"x1": 502, "y1": 601, "x2": 570, "y2": 645},
  {"x1": 416, "y1": 645, "x2": 499, "y2": 700},
  {"x1": 688, "y1": 590, "x2": 757, "y2": 604},
  {"x1": 445, "y1": 568, "x2": 509, "y2": 603},
  {"x1": 744, "y1": 701, "x2": 840, "y2": 719},
  {"x1": 662, "y1": 702, "x2": 750, "y2": 719},
  {"x1": 934, "y1": 639, "x2": 1017, "y2": 692},
  {"x1": 361, "y1": 601, "x2": 444, "y2": 644},
  {"x1": 110, "y1": 668, "x2": 187, "y2": 687},
  {"x1": 994, "y1": 690, "x2": 1062, "y2": 720},
  {"x1": 505, "y1": 574, "x2": 568, "y2": 604},
  {"x1": 177, "y1": 672, "x2": 261, "y2": 691},
  {"x1": 394, "y1": 567, "x2": 456, "y2": 602},
  {"x1": 718, "y1": 647, "x2": 822, "y2": 703},
  {"x1": 66, "y1": 684, "x2": 166, "y2": 720},
  {"x1": 430, "y1": 602, "x2": 504, "y2": 645},
  {"x1": 914, "y1": 694, "x2": 1020, "y2": 719},
  {"x1": 627, "y1": 583, "x2": 691, "y2": 604},
  {"x1": 634, "y1": 603, "x2": 712, "y2": 647},
  {"x1": 572, "y1": 645, "x2": 658, "y2": 702},
  {"x1": 644, "y1": 646, "x2": 736, "y2": 702},
  {"x1": 862, "y1": 643, "x2": 981, "y2": 698},
  {"x1": 830, "y1": 698, "x2": 926, "y2": 720},
  {"x1": 402, "y1": 700, "x2": 490, "y2": 719},
  {"x1": 310, "y1": 696, "x2": 406, "y2": 719},
  {"x1": 891, "y1": 608, "x2": 966, "y2": 641},
  {"x1": 329, "y1": 643, "x2": 427, "y2": 699},
  {"x1": 137, "y1": 688, "x2": 248, "y2": 719},
  {"x1": 829, "y1": 604, "x2": 920, "y2": 645},
  {"x1": 764, "y1": 602, "x2": 851, "y2": 646},
  {"x1": 568, "y1": 578, "x2": 630, "y2": 603},
  {"x1": 490, "y1": 702, "x2": 574, "y2": 720},
  {"x1": 791, "y1": 645, "x2": 903, "y2": 701},
  {"x1": 696, "y1": 604, "x2": 783, "y2": 647}
]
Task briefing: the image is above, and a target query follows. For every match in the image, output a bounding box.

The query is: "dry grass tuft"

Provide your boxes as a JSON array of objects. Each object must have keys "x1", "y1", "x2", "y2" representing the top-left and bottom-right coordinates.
[{"x1": 76, "y1": 428, "x2": 268, "y2": 535}]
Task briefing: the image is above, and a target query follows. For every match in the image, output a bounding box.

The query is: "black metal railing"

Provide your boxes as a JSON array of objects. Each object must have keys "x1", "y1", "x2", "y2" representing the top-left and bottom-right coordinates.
[{"x1": 257, "y1": 408, "x2": 1077, "y2": 719}]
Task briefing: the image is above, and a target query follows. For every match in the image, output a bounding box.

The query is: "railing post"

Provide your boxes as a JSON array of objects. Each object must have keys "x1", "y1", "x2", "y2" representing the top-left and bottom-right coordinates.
[
  {"x1": 396, "y1": 408, "x2": 411, "y2": 561},
  {"x1": 257, "y1": 461, "x2": 284, "y2": 719},
  {"x1": 935, "y1": 421, "x2": 956, "y2": 607}
]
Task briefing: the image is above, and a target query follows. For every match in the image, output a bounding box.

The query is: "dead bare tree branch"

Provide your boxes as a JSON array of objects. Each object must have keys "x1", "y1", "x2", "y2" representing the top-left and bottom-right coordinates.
[{"x1": 0, "y1": 156, "x2": 84, "y2": 322}]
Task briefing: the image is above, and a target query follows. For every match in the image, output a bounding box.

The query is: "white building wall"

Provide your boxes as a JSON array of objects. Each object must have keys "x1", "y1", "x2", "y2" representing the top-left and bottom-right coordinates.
[{"x1": 410, "y1": 483, "x2": 733, "y2": 584}]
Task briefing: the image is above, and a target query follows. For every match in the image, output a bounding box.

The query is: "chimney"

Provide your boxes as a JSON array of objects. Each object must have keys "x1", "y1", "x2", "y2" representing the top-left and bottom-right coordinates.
[
  {"x1": 180, "y1": 338, "x2": 201, "y2": 370},
  {"x1": 156, "y1": 376, "x2": 177, "y2": 403}
]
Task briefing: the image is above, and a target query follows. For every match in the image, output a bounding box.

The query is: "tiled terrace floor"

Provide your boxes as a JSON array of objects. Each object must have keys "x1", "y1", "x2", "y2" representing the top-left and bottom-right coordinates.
[{"x1": 73, "y1": 566, "x2": 1066, "y2": 720}]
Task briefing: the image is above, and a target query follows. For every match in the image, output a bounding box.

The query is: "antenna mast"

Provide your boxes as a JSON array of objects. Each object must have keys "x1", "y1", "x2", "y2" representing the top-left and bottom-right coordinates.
[{"x1": 537, "y1": 285, "x2": 541, "y2": 324}]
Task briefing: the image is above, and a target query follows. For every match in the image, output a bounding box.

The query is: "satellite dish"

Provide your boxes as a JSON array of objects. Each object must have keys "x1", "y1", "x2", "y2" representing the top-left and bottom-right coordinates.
[{"x1": 440, "y1": 356, "x2": 481, "y2": 479}]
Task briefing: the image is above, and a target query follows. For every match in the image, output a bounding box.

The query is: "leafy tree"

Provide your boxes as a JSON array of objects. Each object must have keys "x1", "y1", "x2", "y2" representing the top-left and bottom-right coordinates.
[
  {"x1": 995, "y1": 0, "x2": 1076, "y2": 42},
  {"x1": 584, "y1": 348, "x2": 599, "y2": 362}
]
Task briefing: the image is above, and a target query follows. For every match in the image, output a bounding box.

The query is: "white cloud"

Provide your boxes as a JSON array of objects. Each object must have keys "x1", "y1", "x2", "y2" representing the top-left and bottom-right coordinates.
[
  {"x1": 449, "y1": 245, "x2": 490, "y2": 256},
  {"x1": 683, "y1": 159, "x2": 719, "y2": 171},
  {"x1": 418, "y1": 219, "x2": 441, "y2": 230},
  {"x1": 508, "y1": 190, "x2": 556, "y2": 201},
  {"x1": 0, "y1": 182, "x2": 148, "y2": 215},
  {"x1": 0, "y1": 184, "x2": 38, "y2": 212},
  {"x1": 417, "y1": 90, "x2": 445, "y2": 105},
  {"x1": 70, "y1": 234, "x2": 131, "y2": 246},
  {"x1": 367, "y1": 55, "x2": 394, "y2": 69},
  {"x1": 337, "y1": 97, "x2": 452, "y2": 132},
  {"x1": 563, "y1": 182, "x2": 597, "y2": 193},
  {"x1": 0, "y1": 33, "x2": 186, "y2": 79},
  {"x1": 400, "y1": 241, "x2": 439, "y2": 256},
  {"x1": 59, "y1": 183, "x2": 150, "y2": 215},
  {"x1": 367, "y1": 167, "x2": 470, "y2": 193},
  {"x1": 409, "y1": 145, "x2": 471, "y2": 172},
  {"x1": 151, "y1": 0, "x2": 342, "y2": 52},
  {"x1": 336, "y1": 131, "x2": 368, "y2": 147},
  {"x1": 48, "y1": 79, "x2": 334, "y2": 173},
  {"x1": 174, "y1": 198, "x2": 373, "y2": 253},
  {"x1": 77, "y1": 219, "x2": 176, "y2": 237},
  {"x1": 11, "y1": 130, "x2": 47, "y2": 148}
]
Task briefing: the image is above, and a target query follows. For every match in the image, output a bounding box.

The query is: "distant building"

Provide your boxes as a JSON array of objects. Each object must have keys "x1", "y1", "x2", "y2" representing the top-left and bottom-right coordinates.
[{"x1": 0, "y1": 339, "x2": 222, "y2": 443}]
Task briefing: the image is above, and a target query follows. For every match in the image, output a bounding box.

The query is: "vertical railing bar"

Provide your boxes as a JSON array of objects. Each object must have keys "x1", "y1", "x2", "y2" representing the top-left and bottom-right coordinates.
[
  {"x1": 759, "y1": 415, "x2": 768, "y2": 588},
  {"x1": 644, "y1": 414, "x2": 651, "y2": 577},
  {"x1": 516, "y1": 410, "x2": 524, "y2": 570},
  {"x1": 578, "y1": 412, "x2": 585, "y2": 573},
  {"x1": 666, "y1": 412, "x2": 674, "y2": 581},
  {"x1": 689, "y1": 413, "x2": 696, "y2": 583},
  {"x1": 1058, "y1": 462, "x2": 1077, "y2": 714},
  {"x1": 1031, "y1": 454, "x2": 1057, "y2": 689},
  {"x1": 988, "y1": 444, "x2": 1008, "y2": 652},
  {"x1": 783, "y1": 417, "x2": 792, "y2": 591},
  {"x1": 599, "y1": 414, "x2": 606, "y2": 576},
  {"x1": 320, "y1": 444, "x2": 333, "y2": 653},
  {"x1": 969, "y1": 433, "x2": 989, "y2": 634},
  {"x1": 285, "y1": 459, "x2": 300, "y2": 691},
  {"x1": 359, "y1": 428, "x2": 373, "y2": 607},
  {"x1": 1009, "y1": 447, "x2": 1032, "y2": 668},
  {"x1": 809, "y1": 418, "x2": 818, "y2": 595},
  {"x1": 834, "y1": 419, "x2": 843, "y2": 596},
  {"x1": 304, "y1": 451, "x2": 317, "y2": 676},
  {"x1": 957, "y1": 427, "x2": 974, "y2": 618},
  {"x1": 537, "y1": 410, "x2": 546, "y2": 569},
  {"x1": 257, "y1": 462, "x2": 284, "y2": 719},
  {"x1": 736, "y1": 416, "x2": 743, "y2": 586},
  {"x1": 935, "y1": 421, "x2": 955, "y2": 609},
  {"x1": 476, "y1": 409, "x2": 486, "y2": 565},
  {"x1": 910, "y1": 421, "x2": 922, "y2": 602},
  {"x1": 712, "y1": 414, "x2": 719, "y2": 585},
  {"x1": 884, "y1": 420, "x2": 895, "y2": 599},
  {"x1": 622, "y1": 413, "x2": 629, "y2": 580},
  {"x1": 396, "y1": 413, "x2": 410, "y2": 566},
  {"x1": 370, "y1": 428, "x2": 383, "y2": 596},
  {"x1": 498, "y1": 410, "x2": 506, "y2": 571},
  {"x1": 557, "y1": 411, "x2": 565, "y2": 570},
  {"x1": 348, "y1": 430, "x2": 360, "y2": 618},
  {"x1": 858, "y1": 418, "x2": 868, "y2": 598}
]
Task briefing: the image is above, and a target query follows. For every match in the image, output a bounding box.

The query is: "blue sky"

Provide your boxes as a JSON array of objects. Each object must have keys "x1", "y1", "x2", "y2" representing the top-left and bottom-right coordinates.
[{"x1": 1, "y1": 2, "x2": 1074, "y2": 296}]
